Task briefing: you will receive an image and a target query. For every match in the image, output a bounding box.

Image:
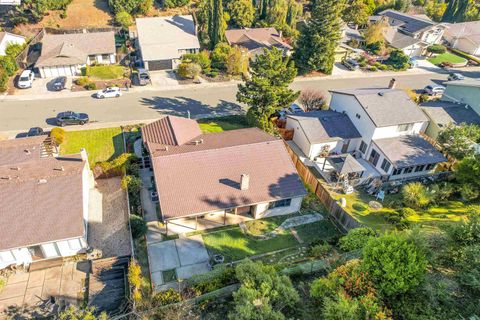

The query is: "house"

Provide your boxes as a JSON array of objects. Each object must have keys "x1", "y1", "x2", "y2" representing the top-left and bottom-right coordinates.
[
  {"x1": 0, "y1": 136, "x2": 94, "y2": 270},
  {"x1": 287, "y1": 80, "x2": 447, "y2": 182},
  {"x1": 442, "y1": 79, "x2": 480, "y2": 116},
  {"x1": 142, "y1": 116, "x2": 306, "y2": 229},
  {"x1": 421, "y1": 100, "x2": 480, "y2": 139},
  {"x1": 374, "y1": 10, "x2": 445, "y2": 57},
  {"x1": 0, "y1": 31, "x2": 25, "y2": 56},
  {"x1": 443, "y1": 21, "x2": 480, "y2": 57},
  {"x1": 225, "y1": 27, "x2": 292, "y2": 57},
  {"x1": 35, "y1": 31, "x2": 116, "y2": 78},
  {"x1": 135, "y1": 15, "x2": 200, "y2": 71}
]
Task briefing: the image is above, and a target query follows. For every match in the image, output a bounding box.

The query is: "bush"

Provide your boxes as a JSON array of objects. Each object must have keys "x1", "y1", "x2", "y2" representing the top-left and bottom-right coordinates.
[
  {"x1": 402, "y1": 182, "x2": 432, "y2": 209},
  {"x1": 211, "y1": 43, "x2": 231, "y2": 71},
  {"x1": 97, "y1": 153, "x2": 138, "y2": 177},
  {"x1": 431, "y1": 182, "x2": 456, "y2": 202},
  {"x1": 460, "y1": 183, "x2": 479, "y2": 201},
  {"x1": 50, "y1": 127, "x2": 66, "y2": 145},
  {"x1": 183, "y1": 50, "x2": 211, "y2": 73},
  {"x1": 192, "y1": 266, "x2": 237, "y2": 294},
  {"x1": 385, "y1": 211, "x2": 402, "y2": 224},
  {"x1": 339, "y1": 227, "x2": 376, "y2": 251},
  {"x1": 163, "y1": 0, "x2": 189, "y2": 8},
  {"x1": 84, "y1": 82, "x2": 97, "y2": 90},
  {"x1": 385, "y1": 49, "x2": 410, "y2": 70},
  {"x1": 427, "y1": 44, "x2": 446, "y2": 54},
  {"x1": 121, "y1": 175, "x2": 142, "y2": 194},
  {"x1": 177, "y1": 62, "x2": 201, "y2": 79},
  {"x1": 130, "y1": 214, "x2": 147, "y2": 239},
  {"x1": 368, "y1": 66, "x2": 378, "y2": 72},
  {"x1": 153, "y1": 288, "x2": 182, "y2": 306},
  {"x1": 0, "y1": 68, "x2": 9, "y2": 93},
  {"x1": 418, "y1": 93, "x2": 430, "y2": 103},
  {"x1": 352, "y1": 202, "x2": 367, "y2": 212},
  {"x1": 0, "y1": 56, "x2": 18, "y2": 77},
  {"x1": 400, "y1": 207, "x2": 416, "y2": 218},
  {"x1": 75, "y1": 77, "x2": 90, "y2": 86},
  {"x1": 378, "y1": 64, "x2": 388, "y2": 71},
  {"x1": 115, "y1": 10, "x2": 133, "y2": 30},
  {"x1": 310, "y1": 243, "x2": 331, "y2": 258}
]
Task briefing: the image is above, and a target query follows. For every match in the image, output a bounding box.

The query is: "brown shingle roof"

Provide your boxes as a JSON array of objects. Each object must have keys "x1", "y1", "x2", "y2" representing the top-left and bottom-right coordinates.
[
  {"x1": 146, "y1": 117, "x2": 306, "y2": 220},
  {"x1": 225, "y1": 28, "x2": 292, "y2": 51},
  {"x1": 0, "y1": 136, "x2": 46, "y2": 166},
  {"x1": 142, "y1": 116, "x2": 202, "y2": 150}
]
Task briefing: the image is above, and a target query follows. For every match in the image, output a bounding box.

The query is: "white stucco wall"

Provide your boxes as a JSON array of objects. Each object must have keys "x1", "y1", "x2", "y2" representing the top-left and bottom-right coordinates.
[
  {"x1": 0, "y1": 33, "x2": 25, "y2": 56},
  {"x1": 253, "y1": 197, "x2": 303, "y2": 219},
  {"x1": 0, "y1": 248, "x2": 31, "y2": 270},
  {"x1": 371, "y1": 122, "x2": 426, "y2": 140},
  {"x1": 286, "y1": 118, "x2": 312, "y2": 157},
  {"x1": 86, "y1": 53, "x2": 116, "y2": 65}
]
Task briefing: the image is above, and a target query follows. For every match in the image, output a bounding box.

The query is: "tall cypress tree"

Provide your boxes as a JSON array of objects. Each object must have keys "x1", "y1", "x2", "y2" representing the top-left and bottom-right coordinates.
[
  {"x1": 207, "y1": 0, "x2": 226, "y2": 49},
  {"x1": 294, "y1": 0, "x2": 345, "y2": 75},
  {"x1": 442, "y1": 0, "x2": 459, "y2": 22}
]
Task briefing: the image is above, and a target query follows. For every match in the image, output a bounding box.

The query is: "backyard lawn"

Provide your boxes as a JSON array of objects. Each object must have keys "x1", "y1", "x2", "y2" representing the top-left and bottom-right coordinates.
[
  {"x1": 85, "y1": 65, "x2": 126, "y2": 80},
  {"x1": 198, "y1": 115, "x2": 249, "y2": 133},
  {"x1": 428, "y1": 53, "x2": 467, "y2": 65},
  {"x1": 60, "y1": 127, "x2": 124, "y2": 165},
  {"x1": 295, "y1": 220, "x2": 340, "y2": 243}
]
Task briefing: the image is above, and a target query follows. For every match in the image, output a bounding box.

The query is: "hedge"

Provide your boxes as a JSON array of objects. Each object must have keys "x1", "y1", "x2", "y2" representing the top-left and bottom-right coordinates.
[{"x1": 449, "y1": 48, "x2": 480, "y2": 64}]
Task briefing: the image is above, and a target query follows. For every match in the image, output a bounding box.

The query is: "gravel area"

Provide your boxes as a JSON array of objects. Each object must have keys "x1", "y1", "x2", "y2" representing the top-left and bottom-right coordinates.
[{"x1": 88, "y1": 177, "x2": 132, "y2": 258}]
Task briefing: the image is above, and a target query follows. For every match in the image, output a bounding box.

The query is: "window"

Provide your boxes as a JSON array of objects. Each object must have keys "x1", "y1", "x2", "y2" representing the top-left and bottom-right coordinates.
[
  {"x1": 88, "y1": 55, "x2": 97, "y2": 63},
  {"x1": 67, "y1": 239, "x2": 82, "y2": 251},
  {"x1": 425, "y1": 163, "x2": 435, "y2": 171},
  {"x1": 268, "y1": 199, "x2": 292, "y2": 209},
  {"x1": 397, "y1": 123, "x2": 414, "y2": 132},
  {"x1": 359, "y1": 141, "x2": 368, "y2": 154},
  {"x1": 403, "y1": 166, "x2": 414, "y2": 174},
  {"x1": 392, "y1": 168, "x2": 403, "y2": 175},
  {"x1": 102, "y1": 54, "x2": 110, "y2": 60},
  {"x1": 381, "y1": 159, "x2": 391, "y2": 172},
  {"x1": 368, "y1": 149, "x2": 380, "y2": 166},
  {"x1": 414, "y1": 165, "x2": 425, "y2": 172}
]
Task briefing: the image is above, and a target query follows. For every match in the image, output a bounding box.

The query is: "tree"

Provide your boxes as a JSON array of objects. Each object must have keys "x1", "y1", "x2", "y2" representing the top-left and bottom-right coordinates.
[
  {"x1": 339, "y1": 227, "x2": 377, "y2": 251},
  {"x1": 115, "y1": 10, "x2": 133, "y2": 30},
  {"x1": 207, "y1": 0, "x2": 227, "y2": 49},
  {"x1": 364, "y1": 21, "x2": 386, "y2": 46},
  {"x1": 394, "y1": 0, "x2": 410, "y2": 11},
  {"x1": 343, "y1": 0, "x2": 370, "y2": 26},
  {"x1": 228, "y1": 0, "x2": 255, "y2": 27},
  {"x1": 226, "y1": 46, "x2": 249, "y2": 76},
  {"x1": 229, "y1": 260, "x2": 299, "y2": 320},
  {"x1": 163, "y1": 0, "x2": 190, "y2": 8},
  {"x1": 177, "y1": 62, "x2": 202, "y2": 79},
  {"x1": 385, "y1": 49, "x2": 410, "y2": 70},
  {"x1": 294, "y1": 0, "x2": 345, "y2": 74},
  {"x1": 442, "y1": 0, "x2": 479, "y2": 22},
  {"x1": 402, "y1": 182, "x2": 432, "y2": 209},
  {"x1": 456, "y1": 155, "x2": 480, "y2": 190},
  {"x1": 183, "y1": 50, "x2": 212, "y2": 73},
  {"x1": 425, "y1": 0, "x2": 447, "y2": 22},
  {"x1": 211, "y1": 43, "x2": 231, "y2": 71},
  {"x1": 108, "y1": 0, "x2": 152, "y2": 14},
  {"x1": 437, "y1": 124, "x2": 480, "y2": 159},
  {"x1": 299, "y1": 89, "x2": 327, "y2": 111},
  {"x1": 237, "y1": 47, "x2": 299, "y2": 133},
  {"x1": 323, "y1": 293, "x2": 361, "y2": 320},
  {"x1": 362, "y1": 233, "x2": 427, "y2": 297}
]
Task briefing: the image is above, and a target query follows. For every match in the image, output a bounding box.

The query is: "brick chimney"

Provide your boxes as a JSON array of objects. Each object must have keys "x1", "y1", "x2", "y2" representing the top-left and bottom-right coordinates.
[
  {"x1": 388, "y1": 78, "x2": 396, "y2": 89},
  {"x1": 240, "y1": 174, "x2": 250, "y2": 191}
]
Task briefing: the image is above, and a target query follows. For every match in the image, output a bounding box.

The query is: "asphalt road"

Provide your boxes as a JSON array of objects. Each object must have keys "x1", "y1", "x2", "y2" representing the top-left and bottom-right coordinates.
[{"x1": 0, "y1": 71, "x2": 477, "y2": 133}]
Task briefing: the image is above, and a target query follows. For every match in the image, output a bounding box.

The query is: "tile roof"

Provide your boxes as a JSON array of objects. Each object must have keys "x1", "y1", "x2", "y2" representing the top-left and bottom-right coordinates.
[
  {"x1": 0, "y1": 141, "x2": 87, "y2": 250},
  {"x1": 287, "y1": 111, "x2": 361, "y2": 143},
  {"x1": 379, "y1": 9, "x2": 436, "y2": 34},
  {"x1": 421, "y1": 100, "x2": 480, "y2": 127},
  {"x1": 330, "y1": 88, "x2": 428, "y2": 127},
  {"x1": 373, "y1": 135, "x2": 447, "y2": 168},
  {"x1": 36, "y1": 31, "x2": 115, "y2": 67},
  {"x1": 146, "y1": 117, "x2": 306, "y2": 220},
  {"x1": 225, "y1": 28, "x2": 292, "y2": 51},
  {"x1": 136, "y1": 15, "x2": 200, "y2": 61}
]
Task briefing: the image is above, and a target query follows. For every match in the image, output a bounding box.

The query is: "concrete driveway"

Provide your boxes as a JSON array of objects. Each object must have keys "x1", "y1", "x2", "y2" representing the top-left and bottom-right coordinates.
[
  {"x1": 149, "y1": 71, "x2": 180, "y2": 88},
  {"x1": 12, "y1": 77, "x2": 74, "y2": 97}
]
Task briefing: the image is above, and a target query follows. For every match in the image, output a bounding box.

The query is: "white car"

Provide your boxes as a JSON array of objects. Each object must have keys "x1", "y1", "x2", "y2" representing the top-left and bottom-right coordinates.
[
  {"x1": 17, "y1": 70, "x2": 34, "y2": 89},
  {"x1": 423, "y1": 84, "x2": 445, "y2": 96},
  {"x1": 96, "y1": 87, "x2": 122, "y2": 99}
]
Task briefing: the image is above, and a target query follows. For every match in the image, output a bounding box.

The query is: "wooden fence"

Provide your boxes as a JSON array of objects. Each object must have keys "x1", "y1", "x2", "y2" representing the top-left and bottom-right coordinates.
[{"x1": 284, "y1": 142, "x2": 361, "y2": 232}]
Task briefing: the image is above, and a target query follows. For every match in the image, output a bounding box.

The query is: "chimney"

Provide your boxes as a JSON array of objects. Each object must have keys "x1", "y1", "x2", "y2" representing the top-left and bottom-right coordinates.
[
  {"x1": 388, "y1": 78, "x2": 396, "y2": 89},
  {"x1": 80, "y1": 148, "x2": 88, "y2": 162},
  {"x1": 240, "y1": 174, "x2": 250, "y2": 191}
]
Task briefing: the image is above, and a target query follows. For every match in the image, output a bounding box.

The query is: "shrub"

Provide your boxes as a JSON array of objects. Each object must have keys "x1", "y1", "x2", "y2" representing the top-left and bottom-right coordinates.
[
  {"x1": 385, "y1": 49, "x2": 410, "y2": 70},
  {"x1": 310, "y1": 243, "x2": 331, "y2": 258},
  {"x1": 427, "y1": 44, "x2": 446, "y2": 54},
  {"x1": 50, "y1": 127, "x2": 66, "y2": 145},
  {"x1": 352, "y1": 202, "x2": 367, "y2": 212},
  {"x1": 163, "y1": 0, "x2": 189, "y2": 8},
  {"x1": 177, "y1": 62, "x2": 201, "y2": 79},
  {"x1": 192, "y1": 266, "x2": 237, "y2": 294},
  {"x1": 130, "y1": 214, "x2": 147, "y2": 239},
  {"x1": 400, "y1": 207, "x2": 416, "y2": 218},
  {"x1": 211, "y1": 43, "x2": 231, "y2": 71},
  {"x1": 153, "y1": 288, "x2": 182, "y2": 306},
  {"x1": 84, "y1": 82, "x2": 97, "y2": 90},
  {"x1": 121, "y1": 175, "x2": 142, "y2": 194},
  {"x1": 418, "y1": 93, "x2": 430, "y2": 103},
  {"x1": 0, "y1": 56, "x2": 18, "y2": 76},
  {"x1": 128, "y1": 259, "x2": 143, "y2": 303},
  {"x1": 339, "y1": 227, "x2": 376, "y2": 251},
  {"x1": 75, "y1": 76, "x2": 90, "y2": 86},
  {"x1": 460, "y1": 183, "x2": 479, "y2": 201},
  {"x1": 115, "y1": 10, "x2": 133, "y2": 29},
  {"x1": 378, "y1": 64, "x2": 388, "y2": 71},
  {"x1": 0, "y1": 68, "x2": 9, "y2": 92},
  {"x1": 402, "y1": 182, "x2": 432, "y2": 209},
  {"x1": 431, "y1": 182, "x2": 456, "y2": 202},
  {"x1": 369, "y1": 66, "x2": 378, "y2": 71},
  {"x1": 226, "y1": 46, "x2": 249, "y2": 76},
  {"x1": 97, "y1": 153, "x2": 138, "y2": 176}
]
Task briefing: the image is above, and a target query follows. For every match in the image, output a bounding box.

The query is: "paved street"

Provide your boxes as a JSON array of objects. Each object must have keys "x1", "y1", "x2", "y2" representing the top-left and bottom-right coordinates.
[{"x1": 1, "y1": 70, "x2": 479, "y2": 133}]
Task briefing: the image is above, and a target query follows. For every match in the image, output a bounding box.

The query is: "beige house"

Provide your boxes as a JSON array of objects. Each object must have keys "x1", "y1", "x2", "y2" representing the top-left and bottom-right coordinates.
[
  {"x1": 225, "y1": 27, "x2": 292, "y2": 58},
  {"x1": 142, "y1": 116, "x2": 306, "y2": 230},
  {"x1": 0, "y1": 136, "x2": 94, "y2": 270},
  {"x1": 444, "y1": 21, "x2": 480, "y2": 57}
]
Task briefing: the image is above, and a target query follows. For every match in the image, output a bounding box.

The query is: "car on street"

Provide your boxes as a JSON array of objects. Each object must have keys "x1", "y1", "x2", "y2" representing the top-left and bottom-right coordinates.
[
  {"x1": 423, "y1": 84, "x2": 446, "y2": 96},
  {"x1": 447, "y1": 73, "x2": 465, "y2": 81},
  {"x1": 136, "y1": 68, "x2": 151, "y2": 86},
  {"x1": 55, "y1": 111, "x2": 89, "y2": 126},
  {"x1": 95, "y1": 87, "x2": 122, "y2": 99},
  {"x1": 51, "y1": 76, "x2": 67, "y2": 91},
  {"x1": 27, "y1": 127, "x2": 44, "y2": 137},
  {"x1": 17, "y1": 70, "x2": 34, "y2": 89},
  {"x1": 341, "y1": 58, "x2": 360, "y2": 71}
]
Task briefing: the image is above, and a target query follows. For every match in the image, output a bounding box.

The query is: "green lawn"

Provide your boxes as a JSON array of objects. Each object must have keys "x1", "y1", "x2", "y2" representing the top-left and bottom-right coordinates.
[
  {"x1": 60, "y1": 127, "x2": 124, "y2": 165},
  {"x1": 428, "y1": 53, "x2": 467, "y2": 65},
  {"x1": 202, "y1": 227, "x2": 299, "y2": 262},
  {"x1": 197, "y1": 115, "x2": 249, "y2": 133},
  {"x1": 295, "y1": 220, "x2": 340, "y2": 243},
  {"x1": 86, "y1": 65, "x2": 126, "y2": 79}
]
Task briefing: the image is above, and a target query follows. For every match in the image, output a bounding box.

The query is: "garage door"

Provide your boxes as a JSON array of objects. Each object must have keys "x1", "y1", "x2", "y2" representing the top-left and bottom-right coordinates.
[{"x1": 147, "y1": 59, "x2": 173, "y2": 71}]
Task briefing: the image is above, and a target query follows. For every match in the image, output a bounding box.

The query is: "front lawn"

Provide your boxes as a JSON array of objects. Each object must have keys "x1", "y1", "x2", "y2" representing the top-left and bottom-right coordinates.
[
  {"x1": 60, "y1": 127, "x2": 124, "y2": 165},
  {"x1": 85, "y1": 65, "x2": 126, "y2": 80},
  {"x1": 428, "y1": 53, "x2": 467, "y2": 65},
  {"x1": 198, "y1": 115, "x2": 249, "y2": 133},
  {"x1": 202, "y1": 227, "x2": 298, "y2": 262}
]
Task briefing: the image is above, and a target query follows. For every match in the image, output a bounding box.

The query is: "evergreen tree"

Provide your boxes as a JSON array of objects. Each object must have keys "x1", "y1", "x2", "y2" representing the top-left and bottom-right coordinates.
[
  {"x1": 228, "y1": 0, "x2": 255, "y2": 27},
  {"x1": 208, "y1": 0, "x2": 226, "y2": 49},
  {"x1": 343, "y1": 0, "x2": 370, "y2": 26},
  {"x1": 294, "y1": 0, "x2": 345, "y2": 74},
  {"x1": 237, "y1": 47, "x2": 299, "y2": 133},
  {"x1": 442, "y1": 0, "x2": 479, "y2": 22}
]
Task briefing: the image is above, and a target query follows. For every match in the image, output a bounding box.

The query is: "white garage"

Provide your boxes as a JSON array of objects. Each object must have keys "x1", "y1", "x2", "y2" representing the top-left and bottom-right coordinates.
[{"x1": 39, "y1": 64, "x2": 84, "y2": 78}]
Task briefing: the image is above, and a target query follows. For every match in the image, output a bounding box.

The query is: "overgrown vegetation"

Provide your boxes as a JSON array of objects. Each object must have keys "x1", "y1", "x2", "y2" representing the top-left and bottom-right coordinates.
[{"x1": 7, "y1": 0, "x2": 73, "y2": 26}]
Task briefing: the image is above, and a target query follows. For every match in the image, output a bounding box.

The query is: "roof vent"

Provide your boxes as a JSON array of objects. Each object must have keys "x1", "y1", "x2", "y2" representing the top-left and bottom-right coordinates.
[
  {"x1": 200, "y1": 139, "x2": 204, "y2": 144},
  {"x1": 240, "y1": 174, "x2": 250, "y2": 191},
  {"x1": 378, "y1": 92, "x2": 384, "y2": 96},
  {"x1": 38, "y1": 179, "x2": 47, "y2": 184},
  {"x1": 10, "y1": 166, "x2": 20, "y2": 171},
  {"x1": 1, "y1": 176, "x2": 11, "y2": 180},
  {"x1": 24, "y1": 149, "x2": 31, "y2": 155},
  {"x1": 54, "y1": 166, "x2": 65, "y2": 171}
]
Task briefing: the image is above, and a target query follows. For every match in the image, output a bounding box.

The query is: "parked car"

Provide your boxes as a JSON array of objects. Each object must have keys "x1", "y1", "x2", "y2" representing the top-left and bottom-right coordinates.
[
  {"x1": 341, "y1": 58, "x2": 360, "y2": 71},
  {"x1": 55, "y1": 111, "x2": 89, "y2": 126},
  {"x1": 51, "y1": 76, "x2": 67, "y2": 91},
  {"x1": 17, "y1": 70, "x2": 34, "y2": 89},
  {"x1": 95, "y1": 87, "x2": 122, "y2": 99},
  {"x1": 136, "y1": 68, "x2": 151, "y2": 86},
  {"x1": 423, "y1": 84, "x2": 446, "y2": 96},
  {"x1": 409, "y1": 58, "x2": 418, "y2": 69},
  {"x1": 447, "y1": 73, "x2": 465, "y2": 81},
  {"x1": 27, "y1": 127, "x2": 44, "y2": 137}
]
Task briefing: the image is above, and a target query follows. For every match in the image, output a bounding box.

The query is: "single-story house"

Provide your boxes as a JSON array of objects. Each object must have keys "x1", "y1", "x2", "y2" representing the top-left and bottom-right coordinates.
[
  {"x1": 142, "y1": 116, "x2": 306, "y2": 229},
  {"x1": 442, "y1": 79, "x2": 480, "y2": 116},
  {"x1": 0, "y1": 31, "x2": 25, "y2": 56},
  {"x1": 225, "y1": 27, "x2": 292, "y2": 57},
  {"x1": 0, "y1": 136, "x2": 94, "y2": 270},
  {"x1": 35, "y1": 31, "x2": 116, "y2": 78},
  {"x1": 443, "y1": 21, "x2": 480, "y2": 57},
  {"x1": 421, "y1": 100, "x2": 480, "y2": 139},
  {"x1": 135, "y1": 15, "x2": 200, "y2": 71}
]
